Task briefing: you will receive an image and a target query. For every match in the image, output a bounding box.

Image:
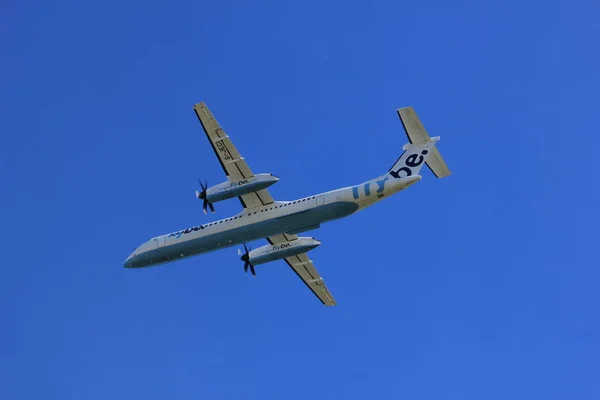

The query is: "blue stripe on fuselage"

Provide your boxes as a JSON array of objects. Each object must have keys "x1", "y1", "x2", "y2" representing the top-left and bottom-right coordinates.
[{"x1": 127, "y1": 201, "x2": 359, "y2": 268}]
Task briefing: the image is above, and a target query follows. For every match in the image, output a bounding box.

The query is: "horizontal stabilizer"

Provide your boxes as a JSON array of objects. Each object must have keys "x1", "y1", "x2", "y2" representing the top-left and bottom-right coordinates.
[{"x1": 397, "y1": 107, "x2": 451, "y2": 178}]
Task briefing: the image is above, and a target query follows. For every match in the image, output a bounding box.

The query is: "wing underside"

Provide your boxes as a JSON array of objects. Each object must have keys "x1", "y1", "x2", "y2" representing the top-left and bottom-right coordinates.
[
  {"x1": 193, "y1": 102, "x2": 274, "y2": 209},
  {"x1": 268, "y1": 234, "x2": 337, "y2": 306}
]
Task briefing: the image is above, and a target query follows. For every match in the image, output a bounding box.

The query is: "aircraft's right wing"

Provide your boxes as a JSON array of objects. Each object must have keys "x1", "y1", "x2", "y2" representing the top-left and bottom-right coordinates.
[
  {"x1": 267, "y1": 234, "x2": 337, "y2": 306},
  {"x1": 193, "y1": 101, "x2": 276, "y2": 209}
]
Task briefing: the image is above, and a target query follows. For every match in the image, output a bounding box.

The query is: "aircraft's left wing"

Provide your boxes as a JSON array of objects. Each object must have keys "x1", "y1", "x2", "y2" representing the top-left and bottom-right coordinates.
[
  {"x1": 193, "y1": 101, "x2": 275, "y2": 209},
  {"x1": 268, "y1": 234, "x2": 337, "y2": 306}
]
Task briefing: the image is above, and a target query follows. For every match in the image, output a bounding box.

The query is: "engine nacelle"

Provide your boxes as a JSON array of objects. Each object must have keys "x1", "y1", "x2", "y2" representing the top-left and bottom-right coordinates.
[
  {"x1": 246, "y1": 237, "x2": 321, "y2": 266},
  {"x1": 200, "y1": 174, "x2": 279, "y2": 203}
]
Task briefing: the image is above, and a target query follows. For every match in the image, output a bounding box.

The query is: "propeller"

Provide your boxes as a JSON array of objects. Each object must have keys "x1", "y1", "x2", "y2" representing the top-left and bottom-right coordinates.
[
  {"x1": 195, "y1": 179, "x2": 215, "y2": 215},
  {"x1": 238, "y1": 243, "x2": 256, "y2": 276}
]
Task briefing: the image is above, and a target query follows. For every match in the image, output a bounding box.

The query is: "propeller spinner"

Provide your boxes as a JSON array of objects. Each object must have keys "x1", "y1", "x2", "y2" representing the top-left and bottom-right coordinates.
[
  {"x1": 195, "y1": 179, "x2": 215, "y2": 214},
  {"x1": 238, "y1": 243, "x2": 256, "y2": 276}
]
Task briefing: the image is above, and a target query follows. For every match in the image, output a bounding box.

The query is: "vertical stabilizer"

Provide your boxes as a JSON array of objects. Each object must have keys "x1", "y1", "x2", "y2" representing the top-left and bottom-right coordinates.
[{"x1": 397, "y1": 107, "x2": 451, "y2": 178}]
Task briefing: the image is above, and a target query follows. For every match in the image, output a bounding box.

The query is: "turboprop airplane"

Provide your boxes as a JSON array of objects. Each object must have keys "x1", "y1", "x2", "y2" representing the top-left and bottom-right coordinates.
[{"x1": 123, "y1": 102, "x2": 451, "y2": 306}]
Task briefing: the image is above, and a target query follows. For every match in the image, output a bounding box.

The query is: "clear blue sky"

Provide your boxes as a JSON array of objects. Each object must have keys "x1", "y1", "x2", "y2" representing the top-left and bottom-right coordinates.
[{"x1": 1, "y1": 0, "x2": 599, "y2": 398}]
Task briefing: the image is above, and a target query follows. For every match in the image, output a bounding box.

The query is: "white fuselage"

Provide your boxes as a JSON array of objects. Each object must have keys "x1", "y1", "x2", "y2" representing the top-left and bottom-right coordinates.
[{"x1": 123, "y1": 173, "x2": 420, "y2": 268}]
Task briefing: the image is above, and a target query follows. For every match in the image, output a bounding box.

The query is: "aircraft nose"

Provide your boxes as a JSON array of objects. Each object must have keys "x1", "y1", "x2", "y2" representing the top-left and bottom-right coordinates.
[{"x1": 123, "y1": 252, "x2": 137, "y2": 268}]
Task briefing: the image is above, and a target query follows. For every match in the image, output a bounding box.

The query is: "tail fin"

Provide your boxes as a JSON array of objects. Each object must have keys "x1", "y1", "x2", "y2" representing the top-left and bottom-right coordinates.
[
  {"x1": 396, "y1": 107, "x2": 451, "y2": 178},
  {"x1": 388, "y1": 138, "x2": 439, "y2": 179}
]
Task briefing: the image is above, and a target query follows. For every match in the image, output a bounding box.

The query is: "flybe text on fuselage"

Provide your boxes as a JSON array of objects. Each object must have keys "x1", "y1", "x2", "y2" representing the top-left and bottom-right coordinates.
[{"x1": 168, "y1": 226, "x2": 203, "y2": 239}]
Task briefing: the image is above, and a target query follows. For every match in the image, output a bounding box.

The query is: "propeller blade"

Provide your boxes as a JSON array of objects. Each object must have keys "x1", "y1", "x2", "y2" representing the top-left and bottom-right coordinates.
[
  {"x1": 241, "y1": 244, "x2": 255, "y2": 275},
  {"x1": 202, "y1": 198, "x2": 208, "y2": 215},
  {"x1": 208, "y1": 201, "x2": 215, "y2": 213}
]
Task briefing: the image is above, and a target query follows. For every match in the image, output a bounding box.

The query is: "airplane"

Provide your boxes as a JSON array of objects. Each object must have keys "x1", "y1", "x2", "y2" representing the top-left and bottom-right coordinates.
[{"x1": 123, "y1": 101, "x2": 451, "y2": 306}]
